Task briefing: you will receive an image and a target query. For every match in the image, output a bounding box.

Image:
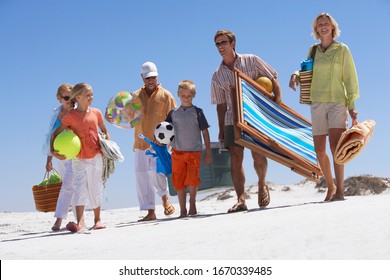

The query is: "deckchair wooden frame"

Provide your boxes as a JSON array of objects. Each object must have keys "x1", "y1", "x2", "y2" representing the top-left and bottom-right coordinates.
[{"x1": 231, "y1": 68, "x2": 322, "y2": 182}]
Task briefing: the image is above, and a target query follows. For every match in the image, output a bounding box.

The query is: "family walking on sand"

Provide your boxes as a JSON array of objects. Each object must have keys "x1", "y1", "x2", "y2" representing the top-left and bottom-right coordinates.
[{"x1": 44, "y1": 13, "x2": 360, "y2": 232}]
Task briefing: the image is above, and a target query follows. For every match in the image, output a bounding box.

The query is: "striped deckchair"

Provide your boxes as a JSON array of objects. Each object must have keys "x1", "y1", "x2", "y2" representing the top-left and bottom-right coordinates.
[{"x1": 231, "y1": 69, "x2": 322, "y2": 182}]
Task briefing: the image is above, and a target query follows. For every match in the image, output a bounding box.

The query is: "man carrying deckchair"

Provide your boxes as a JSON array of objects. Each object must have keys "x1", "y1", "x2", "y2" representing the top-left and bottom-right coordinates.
[{"x1": 211, "y1": 30, "x2": 283, "y2": 212}]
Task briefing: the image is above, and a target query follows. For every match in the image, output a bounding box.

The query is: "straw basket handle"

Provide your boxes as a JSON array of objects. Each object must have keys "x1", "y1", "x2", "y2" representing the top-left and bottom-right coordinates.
[{"x1": 42, "y1": 168, "x2": 60, "y2": 181}]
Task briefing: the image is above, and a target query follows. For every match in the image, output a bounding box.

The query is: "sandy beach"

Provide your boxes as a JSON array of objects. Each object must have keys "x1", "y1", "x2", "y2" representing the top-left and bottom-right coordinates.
[
  {"x1": 1, "y1": 180, "x2": 390, "y2": 260},
  {"x1": 2, "y1": 180, "x2": 390, "y2": 279}
]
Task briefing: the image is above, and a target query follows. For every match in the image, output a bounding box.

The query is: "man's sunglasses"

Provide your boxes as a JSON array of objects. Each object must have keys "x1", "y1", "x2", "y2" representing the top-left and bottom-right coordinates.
[
  {"x1": 61, "y1": 96, "x2": 70, "y2": 101},
  {"x1": 215, "y1": 40, "x2": 229, "y2": 47}
]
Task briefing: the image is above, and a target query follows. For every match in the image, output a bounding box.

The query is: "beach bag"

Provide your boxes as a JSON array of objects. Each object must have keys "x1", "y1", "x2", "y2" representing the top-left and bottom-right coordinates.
[
  {"x1": 299, "y1": 45, "x2": 318, "y2": 105},
  {"x1": 32, "y1": 169, "x2": 62, "y2": 212}
]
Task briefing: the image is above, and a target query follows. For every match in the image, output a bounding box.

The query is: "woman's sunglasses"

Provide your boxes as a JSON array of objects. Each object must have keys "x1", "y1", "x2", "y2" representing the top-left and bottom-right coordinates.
[{"x1": 61, "y1": 96, "x2": 70, "y2": 101}]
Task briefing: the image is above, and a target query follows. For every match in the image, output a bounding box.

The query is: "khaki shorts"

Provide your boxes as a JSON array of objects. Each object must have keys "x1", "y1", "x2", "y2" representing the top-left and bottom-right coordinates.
[
  {"x1": 310, "y1": 102, "x2": 348, "y2": 136},
  {"x1": 224, "y1": 125, "x2": 240, "y2": 148}
]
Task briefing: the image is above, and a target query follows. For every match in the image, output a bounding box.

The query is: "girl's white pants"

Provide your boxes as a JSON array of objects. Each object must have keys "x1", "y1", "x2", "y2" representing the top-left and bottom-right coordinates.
[{"x1": 72, "y1": 154, "x2": 103, "y2": 209}]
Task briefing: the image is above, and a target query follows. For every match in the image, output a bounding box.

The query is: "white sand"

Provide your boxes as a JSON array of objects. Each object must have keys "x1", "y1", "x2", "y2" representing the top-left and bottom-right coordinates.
[{"x1": 1, "y1": 181, "x2": 389, "y2": 261}]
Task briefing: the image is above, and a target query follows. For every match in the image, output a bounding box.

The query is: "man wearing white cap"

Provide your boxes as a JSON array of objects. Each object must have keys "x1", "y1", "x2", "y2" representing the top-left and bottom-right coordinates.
[
  {"x1": 105, "y1": 62, "x2": 176, "y2": 221},
  {"x1": 132, "y1": 62, "x2": 177, "y2": 221}
]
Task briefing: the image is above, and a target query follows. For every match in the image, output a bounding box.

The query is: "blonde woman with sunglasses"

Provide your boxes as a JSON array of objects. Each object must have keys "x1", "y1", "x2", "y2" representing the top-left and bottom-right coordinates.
[{"x1": 42, "y1": 83, "x2": 76, "y2": 231}]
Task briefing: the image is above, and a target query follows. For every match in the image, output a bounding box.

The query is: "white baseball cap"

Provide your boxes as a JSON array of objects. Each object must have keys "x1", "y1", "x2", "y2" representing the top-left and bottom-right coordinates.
[{"x1": 141, "y1": 61, "x2": 158, "y2": 78}]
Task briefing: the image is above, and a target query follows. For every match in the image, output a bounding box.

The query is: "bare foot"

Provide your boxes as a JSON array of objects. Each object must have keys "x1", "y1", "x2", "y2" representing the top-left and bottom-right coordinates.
[
  {"x1": 188, "y1": 207, "x2": 197, "y2": 216},
  {"x1": 93, "y1": 220, "x2": 106, "y2": 230},
  {"x1": 179, "y1": 210, "x2": 188, "y2": 218},
  {"x1": 79, "y1": 221, "x2": 86, "y2": 229},
  {"x1": 331, "y1": 194, "x2": 345, "y2": 201},
  {"x1": 324, "y1": 185, "x2": 337, "y2": 202},
  {"x1": 51, "y1": 218, "x2": 62, "y2": 231}
]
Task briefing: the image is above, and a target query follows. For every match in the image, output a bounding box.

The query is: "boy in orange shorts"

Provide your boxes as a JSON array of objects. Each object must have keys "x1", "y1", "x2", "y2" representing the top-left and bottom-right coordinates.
[{"x1": 166, "y1": 80, "x2": 212, "y2": 218}]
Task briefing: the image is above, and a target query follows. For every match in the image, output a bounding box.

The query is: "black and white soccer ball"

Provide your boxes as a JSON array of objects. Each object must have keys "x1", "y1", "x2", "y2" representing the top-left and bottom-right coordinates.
[{"x1": 154, "y1": 121, "x2": 175, "y2": 145}]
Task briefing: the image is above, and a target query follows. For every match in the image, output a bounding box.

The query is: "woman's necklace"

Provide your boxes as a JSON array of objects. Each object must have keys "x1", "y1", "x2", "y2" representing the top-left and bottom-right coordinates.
[{"x1": 321, "y1": 40, "x2": 335, "y2": 52}]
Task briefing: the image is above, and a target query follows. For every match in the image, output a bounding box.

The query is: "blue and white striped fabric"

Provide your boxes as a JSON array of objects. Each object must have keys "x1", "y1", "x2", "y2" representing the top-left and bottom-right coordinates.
[
  {"x1": 241, "y1": 80, "x2": 318, "y2": 165},
  {"x1": 242, "y1": 130, "x2": 287, "y2": 158}
]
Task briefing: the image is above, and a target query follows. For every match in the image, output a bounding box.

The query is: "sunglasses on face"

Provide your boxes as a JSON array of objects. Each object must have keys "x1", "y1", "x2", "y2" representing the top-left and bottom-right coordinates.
[
  {"x1": 145, "y1": 76, "x2": 157, "y2": 80},
  {"x1": 215, "y1": 40, "x2": 229, "y2": 47},
  {"x1": 61, "y1": 96, "x2": 70, "y2": 101}
]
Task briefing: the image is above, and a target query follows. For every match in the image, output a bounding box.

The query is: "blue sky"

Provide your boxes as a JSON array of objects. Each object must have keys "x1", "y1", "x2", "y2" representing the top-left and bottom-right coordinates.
[{"x1": 0, "y1": 0, "x2": 389, "y2": 212}]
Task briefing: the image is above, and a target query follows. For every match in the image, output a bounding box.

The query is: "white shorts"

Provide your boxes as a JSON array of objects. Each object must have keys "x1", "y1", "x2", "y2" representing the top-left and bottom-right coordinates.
[
  {"x1": 72, "y1": 154, "x2": 103, "y2": 209},
  {"x1": 310, "y1": 102, "x2": 348, "y2": 136}
]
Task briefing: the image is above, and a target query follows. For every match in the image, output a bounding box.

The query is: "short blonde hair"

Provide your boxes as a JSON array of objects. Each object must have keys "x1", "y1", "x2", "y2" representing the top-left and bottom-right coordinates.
[
  {"x1": 312, "y1": 13, "x2": 340, "y2": 40},
  {"x1": 178, "y1": 80, "x2": 196, "y2": 95},
  {"x1": 56, "y1": 83, "x2": 73, "y2": 99},
  {"x1": 70, "y1": 83, "x2": 92, "y2": 109}
]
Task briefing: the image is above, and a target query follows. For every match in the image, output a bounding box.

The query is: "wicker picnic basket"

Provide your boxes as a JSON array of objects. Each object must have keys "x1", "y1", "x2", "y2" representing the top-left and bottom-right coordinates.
[{"x1": 32, "y1": 170, "x2": 62, "y2": 212}]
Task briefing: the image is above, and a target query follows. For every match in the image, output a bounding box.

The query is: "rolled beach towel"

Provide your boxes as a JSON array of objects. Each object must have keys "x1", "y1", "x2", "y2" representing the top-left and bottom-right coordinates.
[{"x1": 334, "y1": 120, "x2": 376, "y2": 165}]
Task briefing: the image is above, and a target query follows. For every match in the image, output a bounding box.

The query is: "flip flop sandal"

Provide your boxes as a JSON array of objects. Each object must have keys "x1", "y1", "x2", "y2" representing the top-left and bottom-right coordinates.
[
  {"x1": 258, "y1": 185, "x2": 270, "y2": 208},
  {"x1": 227, "y1": 203, "x2": 248, "y2": 213},
  {"x1": 164, "y1": 203, "x2": 175, "y2": 215}
]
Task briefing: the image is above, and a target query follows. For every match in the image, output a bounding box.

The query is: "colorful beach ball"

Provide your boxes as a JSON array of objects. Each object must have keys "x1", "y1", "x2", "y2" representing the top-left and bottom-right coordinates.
[
  {"x1": 106, "y1": 91, "x2": 143, "y2": 129},
  {"x1": 53, "y1": 131, "x2": 81, "y2": 159}
]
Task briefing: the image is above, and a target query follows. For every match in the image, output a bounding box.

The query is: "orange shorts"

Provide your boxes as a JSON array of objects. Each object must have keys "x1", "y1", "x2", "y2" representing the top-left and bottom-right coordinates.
[{"x1": 172, "y1": 149, "x2": 202, "y2": 191}]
